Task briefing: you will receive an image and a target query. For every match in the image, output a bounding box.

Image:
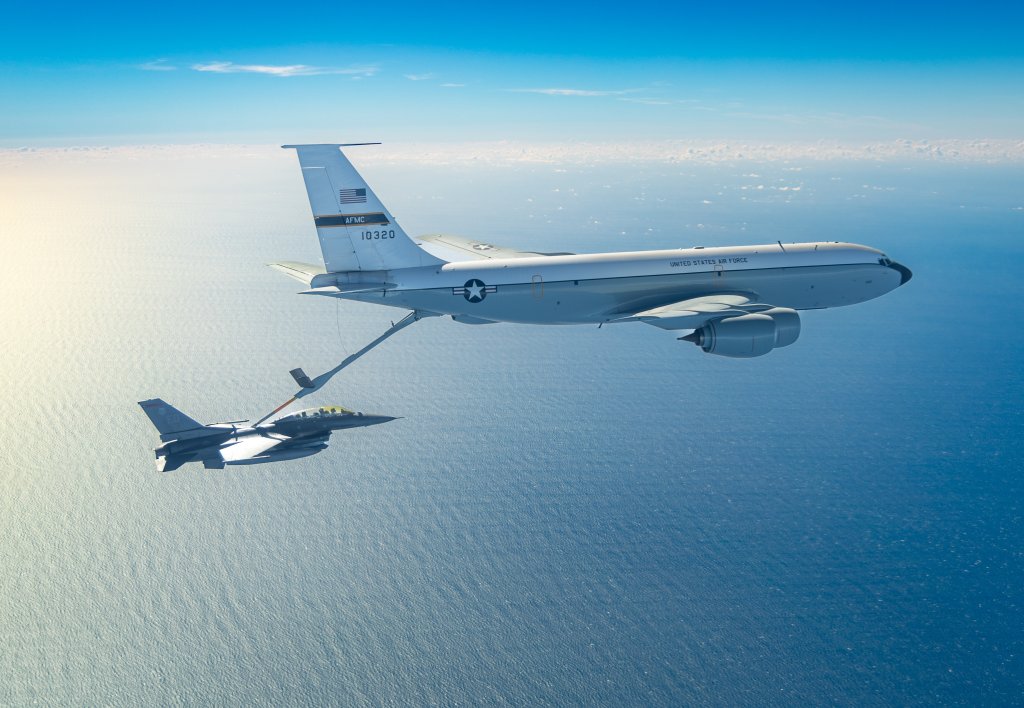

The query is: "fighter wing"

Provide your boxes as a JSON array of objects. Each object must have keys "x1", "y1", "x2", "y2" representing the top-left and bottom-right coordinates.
[
  {"x1": 415, "y1": 233, "x2": 574, "y2": 262},
  {"x1": 219, "y1": 433, "x2": 290, "y2": 463}
]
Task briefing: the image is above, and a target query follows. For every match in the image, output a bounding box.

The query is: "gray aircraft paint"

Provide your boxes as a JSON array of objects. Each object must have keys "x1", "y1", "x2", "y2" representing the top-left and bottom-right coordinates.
[
  {"x1": 275, "y1": 144, "x2": 910, "y2": 347},
  {"x1": 139, "y1": 399, "x2": 396, "y2": 472}
]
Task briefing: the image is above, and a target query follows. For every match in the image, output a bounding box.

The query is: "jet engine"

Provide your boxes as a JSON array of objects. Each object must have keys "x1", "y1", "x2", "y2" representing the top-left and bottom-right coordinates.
[
  {"x1": 679, "y1": 309, "x2": 801, "y2": 358},
  {"x1": 760, "y1": 307, "x2": 801, "y2": 347}
]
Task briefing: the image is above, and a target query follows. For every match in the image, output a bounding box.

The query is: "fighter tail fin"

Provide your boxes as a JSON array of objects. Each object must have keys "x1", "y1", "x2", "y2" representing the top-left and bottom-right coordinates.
[
  {"x1": 138, "y1": 399, "x2": 204, "y2": 437},
  {"x1": 282, "y1": 143, "x2": 445, "y2": 273}
]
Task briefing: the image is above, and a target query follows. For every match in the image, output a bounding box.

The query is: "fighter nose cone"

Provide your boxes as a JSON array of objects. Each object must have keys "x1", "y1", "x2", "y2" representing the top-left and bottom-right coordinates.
[
  {"x1": 889, "y1": 261, "x2": 913, "y2": 286},
  {"x1": 361, "y1": 414, "x2": 399, "y2": 426}
]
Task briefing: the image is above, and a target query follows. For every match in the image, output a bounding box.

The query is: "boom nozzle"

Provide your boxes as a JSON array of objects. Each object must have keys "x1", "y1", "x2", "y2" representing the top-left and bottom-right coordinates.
[{"x1": 290, "y1": 368, "x2": 315, "y2": 389}]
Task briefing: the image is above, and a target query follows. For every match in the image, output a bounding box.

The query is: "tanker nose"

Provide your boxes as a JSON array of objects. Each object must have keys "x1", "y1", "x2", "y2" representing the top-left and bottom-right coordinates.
[{"x1": 888, "y1": 261, "x2": 913, "y2": 286}]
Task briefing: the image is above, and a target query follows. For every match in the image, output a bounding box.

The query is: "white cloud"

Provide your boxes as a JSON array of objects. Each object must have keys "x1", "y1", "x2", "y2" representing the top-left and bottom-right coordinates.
[
  {"x1": 618, "y1": 97, "x2": 674, "y2": 106},
  {"x1": 508, "y1": 88, "x2": 636, "y2": 97},
  {"x1": 138, "y1": 60, "x2": 176, "y2": 71},
  {"x1": 403, "y1": 73, "x2": 435, "y2": 81},
  {"x1": 191, "y1": 62, "x2": 377, "y2": 78},
  {"x1": 440, "y1": 83, "x2": 465, "y2": 88}
]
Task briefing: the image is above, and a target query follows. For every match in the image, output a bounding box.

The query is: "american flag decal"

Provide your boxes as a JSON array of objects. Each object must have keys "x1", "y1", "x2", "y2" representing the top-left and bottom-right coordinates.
[{"x1": 339, "y1": 188, "x2": 367, "y2": 204}]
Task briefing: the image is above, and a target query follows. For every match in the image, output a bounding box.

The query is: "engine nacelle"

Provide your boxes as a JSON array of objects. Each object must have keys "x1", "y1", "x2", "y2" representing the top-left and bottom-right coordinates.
[
  {"x1": 682, "y1": 313, "x2": 777, "y2": 358},
  {"x1": 759, "y1": 307, "x2": 801, "y2": 347}
]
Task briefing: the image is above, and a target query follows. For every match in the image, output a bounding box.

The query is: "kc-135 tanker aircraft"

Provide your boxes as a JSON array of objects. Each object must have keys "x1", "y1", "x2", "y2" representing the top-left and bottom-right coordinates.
[
  {"x1": 272, "y1": 143, "x2": 911, "y2": 359},
  {"x1": 140, "y1": 142, "x2": 912, "y2": 470}
]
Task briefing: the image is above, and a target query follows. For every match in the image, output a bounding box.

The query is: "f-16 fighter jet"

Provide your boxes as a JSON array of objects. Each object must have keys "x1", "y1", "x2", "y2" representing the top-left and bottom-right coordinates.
[{"x1": 139, "y1": 399, "x2": 396, "y2": 472}]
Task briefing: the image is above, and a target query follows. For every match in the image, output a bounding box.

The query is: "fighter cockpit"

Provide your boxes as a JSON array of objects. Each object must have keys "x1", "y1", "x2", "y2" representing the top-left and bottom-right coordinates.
[{"x1": 276, "y1": 405, "x2": 358, "y2": 423}]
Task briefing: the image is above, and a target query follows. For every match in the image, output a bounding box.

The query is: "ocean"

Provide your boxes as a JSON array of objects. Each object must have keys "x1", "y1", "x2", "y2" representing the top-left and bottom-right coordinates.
[{"x1": 1, "y1": 146, "x2": 1021, "y2": 705}]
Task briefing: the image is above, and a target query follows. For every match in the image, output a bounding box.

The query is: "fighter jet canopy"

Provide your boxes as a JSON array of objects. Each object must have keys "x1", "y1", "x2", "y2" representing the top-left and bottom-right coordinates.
[{"x1": 276, "y1": 405, "x2": 356, "y2": 423}]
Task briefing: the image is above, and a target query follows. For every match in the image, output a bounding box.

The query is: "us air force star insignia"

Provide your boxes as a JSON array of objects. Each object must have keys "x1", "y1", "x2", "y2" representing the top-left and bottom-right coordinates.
[
  {"x1": 465, "y1": 280, "x2": 485, "y2": 302},
  {"x1": 452, "y1": 279, "x2": 496, "y2": 303}
]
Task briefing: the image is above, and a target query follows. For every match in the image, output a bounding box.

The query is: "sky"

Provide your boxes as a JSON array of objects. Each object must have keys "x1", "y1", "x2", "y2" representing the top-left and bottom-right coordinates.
[
  {"x1": 2, "y1": 5, "x2": 1024, "y2": 703},
  {"x1": 1, "y1": 0, "x2": 1023, "y2": 146}
]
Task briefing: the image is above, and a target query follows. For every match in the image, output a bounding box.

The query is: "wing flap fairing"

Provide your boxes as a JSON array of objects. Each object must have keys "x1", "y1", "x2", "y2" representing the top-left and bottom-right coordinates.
[{"x1": 632, "y1": 294, "x2": 756, "y2": 330}]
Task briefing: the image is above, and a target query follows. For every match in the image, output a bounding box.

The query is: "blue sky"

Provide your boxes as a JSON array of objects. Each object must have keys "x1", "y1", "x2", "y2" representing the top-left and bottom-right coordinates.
[{"x1": 2, "y1": 0, "x2": 1022, "y2": 145}]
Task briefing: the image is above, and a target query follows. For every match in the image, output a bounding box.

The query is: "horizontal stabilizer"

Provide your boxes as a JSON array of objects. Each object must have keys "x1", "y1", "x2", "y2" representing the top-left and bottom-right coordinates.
[
  {"x1": 269, "y1": 261, "x2": 326, "y2": 286},
  {"x1": 281, "y1": 142, "x2": 381, "y2": 149},
  {"x1": 156, "y1": 452, "x2": 197, "y2": 473},
  {"x1": 269, "y1": 263, "x2": 393, "y2": 294}
]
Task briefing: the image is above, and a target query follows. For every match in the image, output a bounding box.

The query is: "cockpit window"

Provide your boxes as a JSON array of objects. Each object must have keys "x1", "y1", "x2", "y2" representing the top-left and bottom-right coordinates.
[{"x1": 280, "y1": 405, "x2": 354, "y2": 422}]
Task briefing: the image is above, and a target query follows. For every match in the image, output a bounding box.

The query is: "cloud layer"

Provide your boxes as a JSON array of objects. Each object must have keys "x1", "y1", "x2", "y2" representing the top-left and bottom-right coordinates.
[
  {"x1": 190, "y1": 62, "x2": 376, "y2": 77},
  {"x1": 508, "y1": 88, "x2": 638, "y2": 97},
  {"x1": 4, "y1": 140, "x2": 1023, "y2": 165}
]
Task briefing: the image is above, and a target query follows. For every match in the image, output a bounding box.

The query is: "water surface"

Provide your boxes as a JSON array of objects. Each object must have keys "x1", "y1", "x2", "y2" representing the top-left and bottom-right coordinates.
[{"x1": 1, "y1": 149, "x2": 1021, "y2": 705}]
